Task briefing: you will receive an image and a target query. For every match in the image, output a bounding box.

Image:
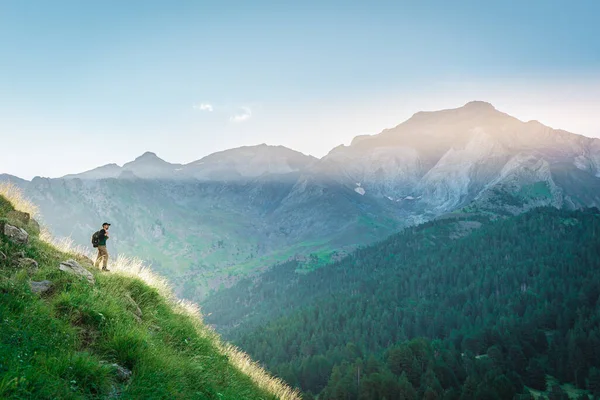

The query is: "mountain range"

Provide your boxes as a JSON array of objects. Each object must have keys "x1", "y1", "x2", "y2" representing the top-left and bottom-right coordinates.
[
  {"x1": 61, "y1": 144, "x2": 317, "y2": 181},
  {"x1": 2, "y1": 100, "x2": 600, "y2": 300}
]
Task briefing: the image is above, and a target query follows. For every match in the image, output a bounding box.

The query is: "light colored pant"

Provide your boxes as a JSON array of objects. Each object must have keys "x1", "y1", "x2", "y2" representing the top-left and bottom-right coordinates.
[{"x1": 95, "y1": 245, "x2": 109, "y2": 269}]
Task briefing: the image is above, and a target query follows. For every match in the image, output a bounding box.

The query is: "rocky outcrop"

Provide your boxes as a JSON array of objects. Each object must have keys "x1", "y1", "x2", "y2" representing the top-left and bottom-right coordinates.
[
  {"x1": 7, "y1": 210, "x2": 30, "y2": 224},
  {"x1": 30, "y1": 280, "x2": 53, "y2": 294},
  {"x1": 114, "y1": 364, "x2": 132, "y2": 382},
  {"x1": 101, "y1": 361, "x2": 132, "y2": 382},
  {"x1": 18, "y1": 257, "x2": 39, "y2": 274},
  {"x1": 0, "y1": 222, "x2": 29, "y2": 244},
  {"x1": 59, "y1": 259, "x2": 95, "y2": 285},
  {"x1": 101, "y1": 362, "x2": 133, "y2": 399}
]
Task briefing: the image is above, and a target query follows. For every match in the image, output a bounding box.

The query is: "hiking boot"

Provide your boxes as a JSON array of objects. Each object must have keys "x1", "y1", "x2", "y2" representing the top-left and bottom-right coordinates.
[{"x1": 102, "y1": 268, "x2": 110, "y2": 272}]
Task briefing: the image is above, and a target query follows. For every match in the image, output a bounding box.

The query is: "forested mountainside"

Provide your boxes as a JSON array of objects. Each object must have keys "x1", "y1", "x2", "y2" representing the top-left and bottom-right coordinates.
[
  {"x1": 202, "y1": 207, "x2": 600, "y2": 399},
  {"x1": 4, "y1": 102, "x2": 600, "y2": 304}
]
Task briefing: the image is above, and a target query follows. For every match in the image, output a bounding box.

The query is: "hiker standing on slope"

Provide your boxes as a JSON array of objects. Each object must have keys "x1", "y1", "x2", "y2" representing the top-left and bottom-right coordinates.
[{"x1": 93, "y1": 222, "x2": 111, "y2": 271}]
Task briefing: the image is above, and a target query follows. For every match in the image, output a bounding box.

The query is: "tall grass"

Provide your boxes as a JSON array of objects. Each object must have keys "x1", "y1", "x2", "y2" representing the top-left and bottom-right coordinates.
[
  {"x1": 0, "y1": 184, "x2": 301, "y2": 399},
  {"x1": 0, "y1": 181, "x2": 39, "y2": 217},
  {"x1": 43, "y1": 231, "x2": 302, "y2": 399},
  {"x1": 40, "y1": 229, "x2": 177, "y2": 305},
  {"x1": 219, "y1": 342, "x2": 301, "y2": 399}
]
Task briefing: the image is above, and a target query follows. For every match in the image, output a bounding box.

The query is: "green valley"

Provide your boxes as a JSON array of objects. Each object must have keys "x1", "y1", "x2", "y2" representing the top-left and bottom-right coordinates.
[{"x1": 202, "y1": 207, "x2": 600, "y2": 399}]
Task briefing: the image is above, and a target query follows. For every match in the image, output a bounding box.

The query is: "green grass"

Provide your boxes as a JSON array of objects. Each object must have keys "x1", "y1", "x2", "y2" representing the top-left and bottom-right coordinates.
[
  {"x1": 0, "y1": 195, "x2": 14, "y2": 216},
  {"x1": 228, "y1": 238, "x2": 339, "y2": 276},
  {"x1": 0, "y1": 192, "x2": 298, "y2": 400}
]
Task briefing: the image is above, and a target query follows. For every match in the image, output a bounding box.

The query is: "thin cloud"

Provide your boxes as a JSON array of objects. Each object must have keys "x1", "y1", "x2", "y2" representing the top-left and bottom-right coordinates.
[
  {"x1": 230, "y1": 106, "x2": 252, "y2": 122},
  {"x1": 193, "y1": 103, "x2": 214, "y2": 112}
]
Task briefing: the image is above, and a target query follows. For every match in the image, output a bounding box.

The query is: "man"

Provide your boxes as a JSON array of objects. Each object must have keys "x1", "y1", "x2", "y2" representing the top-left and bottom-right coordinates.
[{"x1": 94, "y1": 222, "x2": 111, "y2": 271}]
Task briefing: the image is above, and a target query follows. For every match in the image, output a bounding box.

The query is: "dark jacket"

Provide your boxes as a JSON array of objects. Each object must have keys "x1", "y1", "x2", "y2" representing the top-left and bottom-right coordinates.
[{"x1": 98, "y1": 229, "x2": 109, "y2": 246}]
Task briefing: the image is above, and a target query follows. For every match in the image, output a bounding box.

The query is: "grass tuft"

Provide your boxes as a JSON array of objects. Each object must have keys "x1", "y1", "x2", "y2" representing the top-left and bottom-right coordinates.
[{"x1": 0, "y1": 182, "x2": 39, "y2": 218}]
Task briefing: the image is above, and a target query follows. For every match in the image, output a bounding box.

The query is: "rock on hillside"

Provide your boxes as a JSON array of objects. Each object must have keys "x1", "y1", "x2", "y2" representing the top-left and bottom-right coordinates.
[
  {"x1": 59, "y1": 259, "x2": 96, "y2": 285},
  {"x1": 0, "y1": 222, "x2": 29, "y2": 244}
]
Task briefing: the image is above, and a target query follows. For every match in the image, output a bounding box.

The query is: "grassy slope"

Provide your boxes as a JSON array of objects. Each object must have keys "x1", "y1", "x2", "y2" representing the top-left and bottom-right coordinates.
[{"x1": 0, "y1": 187, "x2": 298, "y2": 400}]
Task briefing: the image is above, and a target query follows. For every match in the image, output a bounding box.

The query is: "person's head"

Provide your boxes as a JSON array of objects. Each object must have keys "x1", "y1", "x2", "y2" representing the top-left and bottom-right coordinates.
[{"x1": 102, "y1": 222, "x2": 111, "y2": 230}]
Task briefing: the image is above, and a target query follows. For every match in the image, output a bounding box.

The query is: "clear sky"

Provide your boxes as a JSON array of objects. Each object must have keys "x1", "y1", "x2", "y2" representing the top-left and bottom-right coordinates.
[{"x1": 1, "y1": 0, "x2": 599, "y2": 179}]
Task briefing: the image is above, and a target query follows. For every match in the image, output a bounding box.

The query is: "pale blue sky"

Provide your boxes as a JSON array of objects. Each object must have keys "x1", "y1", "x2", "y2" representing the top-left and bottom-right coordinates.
[{"x1": 1, "y1": 0, "x2": 599, "y2": 179}]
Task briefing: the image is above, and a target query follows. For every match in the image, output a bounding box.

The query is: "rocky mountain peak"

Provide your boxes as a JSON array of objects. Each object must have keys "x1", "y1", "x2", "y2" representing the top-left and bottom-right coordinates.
[
  {"x1": 121, "y1": 151, "x2": 182, "y2": 179},
  {"x1": 183, "y1": 144, "x2": 316, "y2": 180},
  {"x1": 124, "y1": 152, "x2": 178, "y2": 168},
  {"x1": 462, "y1": 100, "x2": 496, "y2": 110},
  {"x1": 129, "y1": 151, "x2": 166, "y2": 164},
  {"x1": 139, "y1": 151, "x2": 157, "y2": 157}
]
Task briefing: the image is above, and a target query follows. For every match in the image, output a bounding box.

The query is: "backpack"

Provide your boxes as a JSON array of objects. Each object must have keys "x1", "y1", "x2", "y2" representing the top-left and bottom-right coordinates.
[{"x1": 91, "y1": 230, "x2": 101, "y2": 248}]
